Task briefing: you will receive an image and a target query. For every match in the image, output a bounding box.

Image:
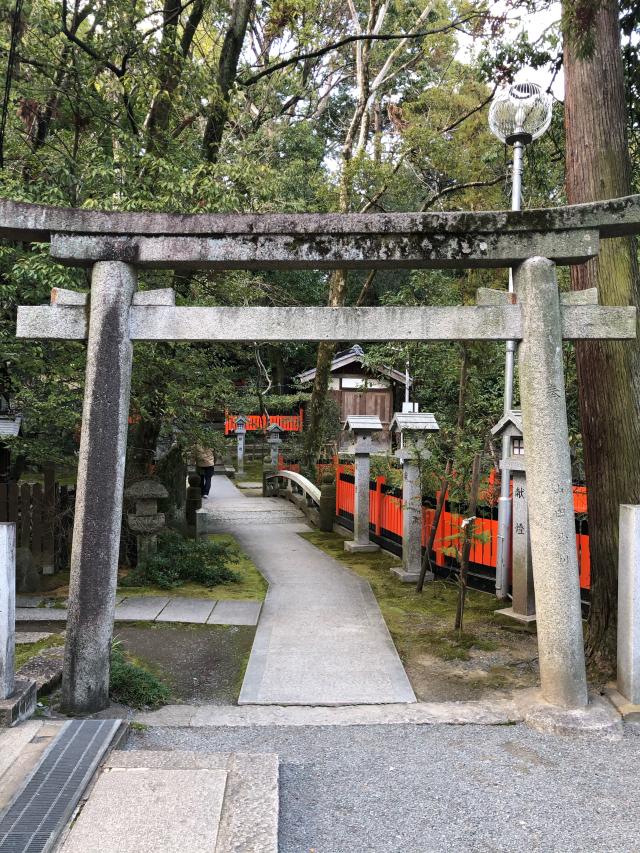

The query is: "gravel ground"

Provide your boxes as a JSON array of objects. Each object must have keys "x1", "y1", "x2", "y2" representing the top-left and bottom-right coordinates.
[{"x1": 126, "y1": 722, "x2": 640, "y2": 852}]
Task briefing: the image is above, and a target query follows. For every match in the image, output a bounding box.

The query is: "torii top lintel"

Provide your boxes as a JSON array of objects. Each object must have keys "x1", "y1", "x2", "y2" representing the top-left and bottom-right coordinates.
[{"x1": 2, "y1": 194, "x2": 640, "y2": 271}]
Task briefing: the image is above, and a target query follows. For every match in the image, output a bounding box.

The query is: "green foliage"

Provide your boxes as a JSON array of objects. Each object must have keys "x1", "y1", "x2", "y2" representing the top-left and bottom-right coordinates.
[
  {"x1": 121, "y1": 531, "x2": 240, "y2": 589},
  {"x1": 109, "y1": 639, "x2": 170, "y2": 709}
]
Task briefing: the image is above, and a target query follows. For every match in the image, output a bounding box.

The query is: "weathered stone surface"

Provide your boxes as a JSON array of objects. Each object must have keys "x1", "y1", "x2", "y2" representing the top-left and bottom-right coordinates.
[
  {"x1": 61, "y1": 261, "x2": 137, "y2": 715},
  {"x1": 114, "y1": 596, "x2": 170, "y2": 621},
  {"x1": 59, "y1": 767, "x2": 228, "y2": 853},
  {"x1": 17, "y1": 646, "x2": 64, "y2": 694},
  {"x1": 103, "y1": 751, "x2": 279, "y2": 853},
  {"x1": 516, "y1": 257, "x2": 588, "y2": 709},
  {"x1": 49, "y1": 229, "x2": 599, "y2": 270},
  {"x1": 396, "y1": 457, "x2": 423, "y2": 582},
  {"x1": 15, "y1": 607, "x2": 68, "y2": 621},
  {"x1": 347, "y1": 451, "x2": 376, "y2": 552},
  {"x1": 17, "y1": 303, "x2": 636, "y2": 342},
  {"x1": 477, "y1": 286, "x2": 599, "y2": 306},
  {"x1": 124, "y1": 479, "x2": 168, "y2": 500},
  {"x1": 2, "y1": 193, "x2": 640, "y2": 241},
  {"x1": 136, "y1": 698, "x2": 522, "y2": 727},
  {"x1": 0, "y1": 677, "x2": 37, "y2": 727},
  {"x1": 0, "y1": 523, "x2": 16, "y2": 699},
  {"x1": 207, "y1": 600, "x2": 262, "y2": 626},
  {"x1": 132, "y1": 288, "x2": 175, "y2": 305},
  {"x1": 215, "y1": 752, "x2": 279, "y2": 853},
  {"x1": 525, "y1": 695, "x2": 622, "y2": 738},
  {"x1": 155, "y1": 597, "x2": 216, "y2": 624},
  {"x1": 127, "y1": 513, "x2": 165, "y2": 534},
  {"x1": 617, "y1": 505, "x2": 640, "y2": 704}
]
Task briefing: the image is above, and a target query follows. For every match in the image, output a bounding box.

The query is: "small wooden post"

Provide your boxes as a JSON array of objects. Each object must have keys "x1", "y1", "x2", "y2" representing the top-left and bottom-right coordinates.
[
  {"x1": 19, "y1": 483, "x2": 30, "y2": 549},
  {"x1": 31, "y1": 483, "x2": 43, "y2": 569},
  {"x1": 42, "y1": 464, "x2": 55, "y2": 575}
]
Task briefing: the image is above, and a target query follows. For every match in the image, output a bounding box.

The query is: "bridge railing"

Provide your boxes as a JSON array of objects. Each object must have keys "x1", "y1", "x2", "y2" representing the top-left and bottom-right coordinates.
[{"x1": 264, "y1": 470, "x2": 322, "y2": 527}]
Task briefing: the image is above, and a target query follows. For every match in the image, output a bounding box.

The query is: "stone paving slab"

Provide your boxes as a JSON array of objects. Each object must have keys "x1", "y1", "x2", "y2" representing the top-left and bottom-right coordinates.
[
  {"x1": 114, "y1": 596, "x2": 171, "y2": 621},
  {"x1": 208, "y1": 600, "x2": 262, "y2": 626},
  {"x1": 155, "y1": 597, "x2": 216, "y2": 624},
  {"x1": 15, "y1": 607, "x2": 67, "y2": 621},
  {"x1": 15, "y1": 595, "x2": 46, "y2": 607},
  {"x1": 15, "y1": 596, "x2": 262, "y2": 626},
  {"x1": 106, "y1": 750, "x2": 279, "y2": 853},
  {"x1": 60, "y1": 767, "x2": 227, "y2": 853}
]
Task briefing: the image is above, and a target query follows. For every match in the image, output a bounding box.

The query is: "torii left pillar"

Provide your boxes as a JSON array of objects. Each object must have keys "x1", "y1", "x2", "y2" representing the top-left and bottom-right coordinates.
[{"x1": 61, "y1": 262, "x2": 137, "y2": 714}]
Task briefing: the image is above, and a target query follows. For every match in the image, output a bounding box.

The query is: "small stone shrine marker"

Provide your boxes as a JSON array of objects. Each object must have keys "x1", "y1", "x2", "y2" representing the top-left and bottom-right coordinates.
[
  {"x1": 124, "y1": 478, "x2": 169, "y2": 563},
  {"x1": 491, "y1": 410, "x2": 536, "y2": 623},
  {"x1": 7, "y1": 193, "x2": 640, "y2": 714},
  {"x1": 266, "y1": 423, "x2": 285, "y2": 468},
  {"x1": 390, "y1": 411, "x2": 440, "y2": 583},
  {"x1": 235, "y1": 415, "x2": 248, "y2": 475},
  {"x1": 343, "y1": 415, "x2": 383, "y2": 554}
]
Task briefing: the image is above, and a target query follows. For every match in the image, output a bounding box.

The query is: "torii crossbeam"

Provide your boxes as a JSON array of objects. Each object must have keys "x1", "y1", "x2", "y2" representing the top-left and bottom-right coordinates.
[{"x1": 7, "y1": 194, "x2": 640, "y2": 715}]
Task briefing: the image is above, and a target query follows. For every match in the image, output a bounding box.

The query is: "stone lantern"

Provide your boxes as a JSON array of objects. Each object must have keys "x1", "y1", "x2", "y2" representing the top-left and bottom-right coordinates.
[
  {"x1": 235, "y1": 415, "x2": 248, "y2": 474},
  {"x1": 343, "y1": 415, "x2": 383, "y2": 553},
  {"x1": 124, "y1": 479, "x2": 168, "y2": 563},
  {"x1": 491, "y1": 410, "x2": 535, "y2": 622},
  {"x1": 389, "y1": 411, "x2": 439, "y2": 582},
  {"x1": 266, "y1": 423, "x2": 285, "y2": 468}
]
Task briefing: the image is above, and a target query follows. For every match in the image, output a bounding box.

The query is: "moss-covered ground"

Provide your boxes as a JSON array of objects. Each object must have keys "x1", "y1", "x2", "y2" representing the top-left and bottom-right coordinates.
[
  {"x1": 30, "y1": 529, "x2": 267, "y2": 603},
  {"x1": 235, "y1": 460, "x2": 264, "y2": 483},
  {"x1": 300, "y1": 530, "x2": 540, "y2": 701}
]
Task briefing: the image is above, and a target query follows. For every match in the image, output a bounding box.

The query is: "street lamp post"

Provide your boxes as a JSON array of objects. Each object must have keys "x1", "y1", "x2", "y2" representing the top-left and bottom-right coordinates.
[{"x1": 488, "y1": 81, "x2": 552, "y2": 598}]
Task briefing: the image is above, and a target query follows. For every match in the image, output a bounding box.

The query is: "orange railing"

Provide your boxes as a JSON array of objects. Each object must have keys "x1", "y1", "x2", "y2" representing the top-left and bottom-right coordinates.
[
  {"x1": 224, "y1": 413, "x2": 303, "y2": 435},
  {"x1": 335, "y1": 465, "x2": 591, "y2": 591}
]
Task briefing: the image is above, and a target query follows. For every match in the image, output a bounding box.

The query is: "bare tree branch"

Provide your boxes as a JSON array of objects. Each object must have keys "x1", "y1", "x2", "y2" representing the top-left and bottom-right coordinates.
[
  {"x1": 240, "y1": 15, "x2": 482, "y2": 86},
  {"x1": 420, "y1": 174, "x2": 507, "y2": 211}
]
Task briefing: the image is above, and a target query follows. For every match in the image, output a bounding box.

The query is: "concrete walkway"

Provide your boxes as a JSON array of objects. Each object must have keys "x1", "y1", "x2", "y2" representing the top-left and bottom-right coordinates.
[{"x1": 201, "y1": 476, "x2": 416, "y2": 705}]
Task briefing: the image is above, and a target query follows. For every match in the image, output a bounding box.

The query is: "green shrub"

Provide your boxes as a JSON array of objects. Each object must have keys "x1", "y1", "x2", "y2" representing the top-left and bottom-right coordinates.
[
  {"x1": 109, "y1": 640, "x2": 170, "y2": 709},
  {"x1": 121, "y1": 531, "x2": 240, "y2": 589}
]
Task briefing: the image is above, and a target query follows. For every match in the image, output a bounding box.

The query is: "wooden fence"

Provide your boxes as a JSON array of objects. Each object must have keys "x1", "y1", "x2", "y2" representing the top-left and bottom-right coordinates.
[
  {"x1": 335, "y1": 467, "x2": 591, "y2": 592},
  {"x1": 224, "y1": 413, "x2": 303, "y2": 435},
  {"x1": 0, "y1": 473, "x2": 75, "y2": 573}
]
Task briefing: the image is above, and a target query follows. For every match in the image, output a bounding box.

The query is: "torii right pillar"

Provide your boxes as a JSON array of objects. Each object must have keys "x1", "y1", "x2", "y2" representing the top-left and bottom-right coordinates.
[{"x1": 516, "y1": 256, "x2": 588, "y2": 709}]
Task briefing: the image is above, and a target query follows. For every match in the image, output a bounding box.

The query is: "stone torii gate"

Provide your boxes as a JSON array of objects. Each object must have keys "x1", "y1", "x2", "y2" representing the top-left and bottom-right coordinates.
[{"x1": 5, "y1": 195, "x2": 640, "y2": 715}]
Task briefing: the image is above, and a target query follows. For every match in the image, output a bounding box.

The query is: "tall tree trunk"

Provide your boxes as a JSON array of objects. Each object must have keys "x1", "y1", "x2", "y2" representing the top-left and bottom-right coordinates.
[
  {"x1": 563, "y1": 0, "x2": 640, "y2": 668},
  {"x1": 202, "y1": 0, "x2": 255, "y2": 163},
  {"x1": 304, "y1": 269, "x2": 347, "y2": 465}
]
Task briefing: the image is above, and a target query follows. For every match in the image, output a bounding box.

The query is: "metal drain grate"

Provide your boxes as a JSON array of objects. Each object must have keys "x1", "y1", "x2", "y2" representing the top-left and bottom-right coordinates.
[{"x1": 0, "y1": 718, "x2": 122, "y2": 853}]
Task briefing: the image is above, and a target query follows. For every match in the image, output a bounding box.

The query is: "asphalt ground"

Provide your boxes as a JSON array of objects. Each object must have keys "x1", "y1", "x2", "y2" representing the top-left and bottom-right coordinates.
[{"x1": 126, "y1": 722, "x2": 640, "y2": 853}]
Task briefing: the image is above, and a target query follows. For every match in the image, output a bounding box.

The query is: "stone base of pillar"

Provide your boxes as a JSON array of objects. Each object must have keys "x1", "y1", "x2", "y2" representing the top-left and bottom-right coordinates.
[
  {"x1": 524, "y1": 694, "x2": 621, "y2": 737},
  {"x1": 0, "y1": 677, "x2": 37, "y2": 727},
  {"x1": 344, "y1": 541, "x2": 379, "y2": 553},
  {"x1": 390, "y1": 566, "x2": 422, "y2": 583},
  {"x1": 495, "y1": 606, "x2": 537, "y2": 624}
]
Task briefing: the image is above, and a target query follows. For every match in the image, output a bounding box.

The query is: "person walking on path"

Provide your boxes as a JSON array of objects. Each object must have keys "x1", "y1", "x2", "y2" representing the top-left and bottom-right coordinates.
[{"x1": 194, "y1": 444, "x2": 215, "y2": 498}]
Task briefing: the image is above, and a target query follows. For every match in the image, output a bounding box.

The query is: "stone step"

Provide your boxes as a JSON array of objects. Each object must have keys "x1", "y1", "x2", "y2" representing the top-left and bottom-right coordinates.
[{"x1": 60, "y1": 749, "x2": 279, "y2": 853}]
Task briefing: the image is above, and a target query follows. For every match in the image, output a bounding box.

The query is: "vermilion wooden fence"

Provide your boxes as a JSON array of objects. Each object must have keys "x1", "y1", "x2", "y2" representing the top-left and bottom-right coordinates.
[
  {"x1": 224, "y1": 413, "x2": 303, "y2": 435},
  {"x1": 335, "y1": 466, "x2": 591, "y2": 591}
]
